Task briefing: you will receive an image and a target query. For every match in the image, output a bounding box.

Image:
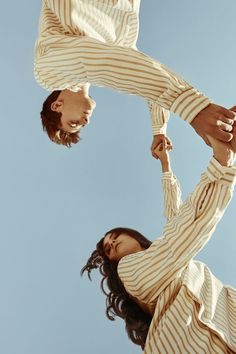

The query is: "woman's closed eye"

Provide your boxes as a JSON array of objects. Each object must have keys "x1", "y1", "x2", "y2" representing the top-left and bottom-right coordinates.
[{"x1": 104, "y1": 234, "x2": 119, "y2": 256}]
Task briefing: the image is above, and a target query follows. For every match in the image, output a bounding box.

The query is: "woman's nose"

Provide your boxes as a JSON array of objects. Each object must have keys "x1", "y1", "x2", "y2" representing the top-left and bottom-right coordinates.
[{"x1": 110, "y1": 239, "x2": 116, "y2": 247}]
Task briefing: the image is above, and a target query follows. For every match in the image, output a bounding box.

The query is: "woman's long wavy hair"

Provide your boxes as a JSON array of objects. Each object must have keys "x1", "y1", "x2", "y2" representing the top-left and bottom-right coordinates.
[{"x1": 81, "y1": 227, "x2": 152, "y2": 349}]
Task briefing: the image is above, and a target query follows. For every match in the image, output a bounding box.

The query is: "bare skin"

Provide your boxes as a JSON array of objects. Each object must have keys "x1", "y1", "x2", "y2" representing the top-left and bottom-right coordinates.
[
  {"x1": 154, "y1": 140, "x2": 172, "y2": 172},
  {"x1": 51, "y1": 85, "x2": 96, "y2": 133},
  {"x1": 50, "y1": 79, "x2": 236, "y2": 154},
  {"x1": 51, "y1": 83, "x2": 236, "y2": 157},
  {"x1": 151, "y1": 104, "x2": 236, "y2": 157},
  {"x1": 191, "y1": 103, "x2": 235, "y2": 146},
  {"x1": 103, "y1": 233, "x2": 144, "y2": 262},
  {"x1": 207, "y1": 126, "x2": 236, "y2": 167},
  {"x1": 151, "y1": 134, "x2": 172, "y2": 160},
  {"x1": 104, "y1": 131, "x2": 236, "y2": 263}
]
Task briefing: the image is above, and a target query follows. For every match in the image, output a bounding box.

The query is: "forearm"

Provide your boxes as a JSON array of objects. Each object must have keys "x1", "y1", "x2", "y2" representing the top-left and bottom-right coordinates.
[
  {"x1": 36, "y1": 36, "x2": 210, "y2": 122},
  {"x1": 162, "y1": 171, "x2": 182, "y2": 221},
  {"x1": 35, "y1": 34, "x2": 211, "y2": 123},
  {"x1": 71, "y1": 37, "x2": 211, "y2": 122},
  {"x1": 119, "y1": 158, "x2": 235, "y2": 301},
  {"x1": 148, "y1": 101, "x2": 169, "y2": 135},
  {"x1": 161, "y1": 159, "x2": 171, "y2": 173}
]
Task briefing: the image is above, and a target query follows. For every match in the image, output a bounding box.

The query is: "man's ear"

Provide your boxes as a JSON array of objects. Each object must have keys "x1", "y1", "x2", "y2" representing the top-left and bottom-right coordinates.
[{"x1": 51, "y1": 100, "x2": 63, "y2": 112}]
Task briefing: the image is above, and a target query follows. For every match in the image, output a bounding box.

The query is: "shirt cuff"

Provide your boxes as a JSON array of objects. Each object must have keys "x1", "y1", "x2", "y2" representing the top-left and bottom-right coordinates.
[
  {"x1": 170, "y1": 88, "x2": 212, "y2": 124},
  {"x1": 162, "y1": 172, "x2": 176, "y2": 183},
  {"x1": 152, "y1": 123, "x2": 167, "y2": 135},
  {"x1": 206, "y1": 157, "x2": 236, "y2": 185},
  {"x1": 162, "y1": 171, "x2": 173, "y2": 179}
]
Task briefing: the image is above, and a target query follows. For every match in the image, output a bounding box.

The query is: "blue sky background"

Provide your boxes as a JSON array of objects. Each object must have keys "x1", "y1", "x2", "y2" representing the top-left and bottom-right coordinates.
[{"x1": 1, "y1": 1, "x2": 236, "y2": 353}]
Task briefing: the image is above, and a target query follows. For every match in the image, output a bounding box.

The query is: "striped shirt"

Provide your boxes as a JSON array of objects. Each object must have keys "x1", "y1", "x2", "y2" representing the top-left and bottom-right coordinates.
[
  {"x1": 118, "y1": 158, "x2": 236, "y2": 353},
  {"x1": 162, "y1": 172, "x2": 182, "y2": 221},
  {"x1": 34, "y1": 0, "x2": 211, "y2": 135}
]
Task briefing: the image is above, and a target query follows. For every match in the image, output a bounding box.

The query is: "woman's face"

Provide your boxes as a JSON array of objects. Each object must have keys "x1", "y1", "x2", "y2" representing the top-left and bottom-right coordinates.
[{"x1": 103, "y1": 233, "x2": 144, "y2": 261}]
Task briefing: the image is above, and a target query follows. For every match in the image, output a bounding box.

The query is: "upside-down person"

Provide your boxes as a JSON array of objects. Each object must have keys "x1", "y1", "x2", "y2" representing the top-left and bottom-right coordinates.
[{"x1": 35, "y1": 1, "x2": 235, "y2": 149}]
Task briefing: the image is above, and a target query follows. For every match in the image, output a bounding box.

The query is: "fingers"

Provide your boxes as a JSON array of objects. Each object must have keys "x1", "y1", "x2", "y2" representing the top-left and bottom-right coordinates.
[
  {"x1": 230, "y1": 124, "x2": 236, "y2": 154},
  {"x1": 151, "y1": 135, "x2": 173, "y2": 159},
  {"x1": 220, "y1": 117, "x2": 235, "y2": 126},
  {"x1": 220, "y1": 107, "x2": 235, "y2": 119},
  {"x1": 151, "y1": 144, "x2": 160, "y2": 159},
  {"x1": 216, "y1": 120, "x2": 233, "y2": 132},
  {"x1": 156, "y1": 143, "x2": 163, "y2": 152},
  {"x1": 213, "y1": 129, "x2": 233, "y2": 142},
  {"x1": 165, "y1": 136, "x2": 173, "y2": 149},
  {"x1": 229, "y1": 105, "x2": 236, "y2": 113},
  {"x1": 161, "y1": 140, "x2": 172, "y2": 152},
  {"x1": 151, "y1": 151, "x2": 159, "y2": 159},
  {"x1": 153, "y1": 141, "x2": 172, "y2": 155}
]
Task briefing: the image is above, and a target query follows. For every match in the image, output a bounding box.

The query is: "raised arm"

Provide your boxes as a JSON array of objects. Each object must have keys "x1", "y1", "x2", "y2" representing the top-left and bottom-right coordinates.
[
  {"x1": 35, "y1": 1, "x2": 235, "y2": 145},
  {"x1": 154, "y1": 142, "x2": 182, "y2": 221},
  {"x1": 118, "y1": 140, "x2": 236, "y2": 301},
  {"x1": 147, "y1": 101, "x2": 169, "y2": 136}
]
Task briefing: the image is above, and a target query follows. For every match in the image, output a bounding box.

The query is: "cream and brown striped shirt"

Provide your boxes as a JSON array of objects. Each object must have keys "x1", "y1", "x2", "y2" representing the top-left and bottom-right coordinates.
[
  {"x1": 34, "y1": 0, "x2": 211, "y2": 135},
  {"x1": 118, "y1": 158, "x2": 236, "y2": 353},
  {"x1": 162, "y1": 171, "x2": 182, "y2": 221}
]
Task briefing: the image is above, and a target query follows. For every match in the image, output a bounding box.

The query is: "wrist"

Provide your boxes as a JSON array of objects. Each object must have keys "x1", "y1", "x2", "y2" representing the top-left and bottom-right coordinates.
[
  {"x1": 161, "y1": 160, "x2": 171, "y2": 172},
  {"x1": 213, "y1": 152, "x2": 235, "y2": 167}
]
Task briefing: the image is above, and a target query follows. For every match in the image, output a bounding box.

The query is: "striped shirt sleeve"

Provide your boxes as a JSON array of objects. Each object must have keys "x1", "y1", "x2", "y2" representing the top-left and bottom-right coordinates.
[
  {"x1": 35, "y1": 34, "x2": 211, "y2": 123},
  {"x1": 147, "y1": 101, "x2": 170, "y2": 135},
  {"x1": 45, "y1": 0, "x2": 80, "y2": 29},
  {"x1": 162, "y1": 171, "x2": 182, "y2": 221},
  {"x1": 118, "y1": 158, "x2": 236, "y2": 302}
]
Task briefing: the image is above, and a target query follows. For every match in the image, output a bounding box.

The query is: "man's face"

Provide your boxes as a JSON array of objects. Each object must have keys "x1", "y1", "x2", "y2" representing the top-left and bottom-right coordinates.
[{"x1": 51, "y1": 93, "x2": 96, "y2": 133}]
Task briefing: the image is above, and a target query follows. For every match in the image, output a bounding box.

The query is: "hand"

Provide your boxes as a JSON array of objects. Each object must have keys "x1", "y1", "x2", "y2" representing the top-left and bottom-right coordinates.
[
  {"x1": 153, "y1": 141, "x2": 172, "y2": 172},
  {"x1": 153, "y1": 140, "x2": 171, "y2": 161},
  {"x1": 151, "y1": 134, "x2": 172, "y2": 159},
  {"x1": 229, "y1": 105, "x2": 236, "y2": 154},
  {"x1": 207, "y1": 133, "x2": 235, "y2": 167},
  {"x1": 229, "y1": 105, "x2": 236, "y2": 113},
  {"x1": 191, "y1": 103, "x2": 235, "y2": 146}
]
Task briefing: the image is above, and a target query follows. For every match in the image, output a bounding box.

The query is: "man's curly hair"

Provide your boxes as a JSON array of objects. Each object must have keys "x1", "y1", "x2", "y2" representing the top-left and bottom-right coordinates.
[{"x1": 40, "y1": 90, "x2": 81, "y2": 147}]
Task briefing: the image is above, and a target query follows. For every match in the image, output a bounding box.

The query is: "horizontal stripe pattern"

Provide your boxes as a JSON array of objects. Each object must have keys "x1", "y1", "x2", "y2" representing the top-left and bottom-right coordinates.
[
  {"x1": 118, "y1": 158, "x2": 236, "y2": 353},
  {"x1": 34, "y1": 0, "x2": 211, "y2": 135}
]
